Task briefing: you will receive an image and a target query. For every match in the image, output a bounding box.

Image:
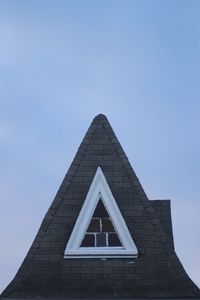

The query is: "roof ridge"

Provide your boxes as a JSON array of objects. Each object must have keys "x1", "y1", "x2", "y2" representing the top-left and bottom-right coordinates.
[{"x1": 93, "y1": 113, "x2": 108, "y2": 121}]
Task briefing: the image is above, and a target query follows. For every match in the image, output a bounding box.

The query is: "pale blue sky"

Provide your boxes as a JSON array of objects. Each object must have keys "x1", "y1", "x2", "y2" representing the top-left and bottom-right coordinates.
[{"x1": 0, "y1": 0, "x2": 200, "y2": 292}]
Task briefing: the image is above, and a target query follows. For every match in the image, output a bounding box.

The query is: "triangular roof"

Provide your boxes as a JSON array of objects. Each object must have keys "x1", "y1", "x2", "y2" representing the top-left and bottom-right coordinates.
[{"x1": 1, "y1": 114, "x2": 200, "y2": 299}]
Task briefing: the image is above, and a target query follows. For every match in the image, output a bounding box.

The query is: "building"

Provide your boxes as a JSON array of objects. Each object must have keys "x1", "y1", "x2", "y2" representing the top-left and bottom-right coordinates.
[{"x1": 1, "y1": 114, "x2": 200, "y2": 299}]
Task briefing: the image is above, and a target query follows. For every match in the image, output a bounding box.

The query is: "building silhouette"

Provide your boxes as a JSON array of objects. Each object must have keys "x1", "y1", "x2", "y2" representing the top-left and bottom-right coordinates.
[{"x1": 1, "y1": 114, "x2": 200, "y2": 299}]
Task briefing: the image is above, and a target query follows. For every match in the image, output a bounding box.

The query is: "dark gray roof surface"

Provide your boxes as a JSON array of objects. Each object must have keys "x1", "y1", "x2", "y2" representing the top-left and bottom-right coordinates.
[
  {"x1": 2, "y1": 298, "x2": 200, "y2": 300},
  {"x1": 1, "y1": 114, "x2": 200, "y2": 299}
]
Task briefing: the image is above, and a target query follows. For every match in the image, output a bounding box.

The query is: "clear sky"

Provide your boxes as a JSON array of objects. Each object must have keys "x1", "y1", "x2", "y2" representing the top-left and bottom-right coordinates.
[{"x1": 0, "y1": 0, "x2": 200, "y2": 293}]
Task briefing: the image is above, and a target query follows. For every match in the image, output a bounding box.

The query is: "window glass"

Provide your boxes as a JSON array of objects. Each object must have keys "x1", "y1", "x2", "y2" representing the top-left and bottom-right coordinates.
[{"x1": 80, "y1": 199, "x2": 122, "y2": 247}]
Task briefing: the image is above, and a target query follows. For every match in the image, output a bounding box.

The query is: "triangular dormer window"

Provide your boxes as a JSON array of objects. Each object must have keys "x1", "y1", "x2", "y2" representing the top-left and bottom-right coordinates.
[
  {"x1": 80, "y1": 199, "x2": 123, "y2": 248},
  {"x1": 64, "y1": 167, "x2": 138, "y2": 258}
]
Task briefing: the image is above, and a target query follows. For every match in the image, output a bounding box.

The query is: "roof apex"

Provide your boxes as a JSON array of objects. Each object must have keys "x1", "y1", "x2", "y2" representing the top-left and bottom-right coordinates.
[{"x1": 93, "y1": 114, "x2": 108, "y2": 122}]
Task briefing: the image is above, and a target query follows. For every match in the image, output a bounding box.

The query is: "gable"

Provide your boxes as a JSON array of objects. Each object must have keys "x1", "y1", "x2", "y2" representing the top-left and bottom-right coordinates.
[{"x1": 1, "y1": 114, "x2": 200, "y2": 299}]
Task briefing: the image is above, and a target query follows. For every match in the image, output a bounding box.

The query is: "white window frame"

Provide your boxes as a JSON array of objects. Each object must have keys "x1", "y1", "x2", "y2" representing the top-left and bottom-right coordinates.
[{"x1": 64, "y1": 167, "x2": 138, "y2": 258}]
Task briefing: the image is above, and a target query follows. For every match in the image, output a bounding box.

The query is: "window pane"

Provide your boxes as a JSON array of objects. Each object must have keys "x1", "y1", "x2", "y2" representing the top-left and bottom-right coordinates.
[
  {"x1": 108, "y1": 233, "x2": 122, "y2": 246},
  {"x1": 81, "y1": 234, "x2": 95, "y2": 247},
  {"x1": 96, "y1": 233, "x2": 107, "y2": 246},
  {"x1": 93, "y1": 200, "x2": 109, "y2": 218},
  {"x1": 102, "y1": 219, "x2": 115, "y2": 232},
  {"x1": 87, "y1": 219, "x2": 100, "y2": 232}
]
